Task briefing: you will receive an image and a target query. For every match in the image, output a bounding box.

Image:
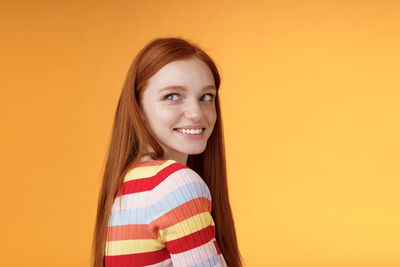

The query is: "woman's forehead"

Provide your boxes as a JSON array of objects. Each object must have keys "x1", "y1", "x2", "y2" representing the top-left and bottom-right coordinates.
[{"x1": 146, "y1": 57, "x2": 215, "y2": 90}]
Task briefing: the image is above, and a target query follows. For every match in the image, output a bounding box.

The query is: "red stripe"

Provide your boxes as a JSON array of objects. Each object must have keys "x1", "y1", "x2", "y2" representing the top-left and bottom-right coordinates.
[
  {"x1": 165, "y1": 225, "x2": 215, "y2": 254},
  {"x1": 121, "y1": 162, "x2": 188, "y2": 195},
  {"x1": 213, "y1": 239, "x2": 222, "y2": 254},
  {"x1": 105, "y1": 248, "x2": 170, "y2": 267},
  {"x1": 107, "y1": 225, "x2": 157, "y2": 241}
]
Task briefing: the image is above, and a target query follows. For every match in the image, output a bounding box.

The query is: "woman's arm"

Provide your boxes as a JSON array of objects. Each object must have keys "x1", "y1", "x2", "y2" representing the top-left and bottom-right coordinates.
[{"x1": 147, "y1": 163, "x2": 227, "y2": 266}]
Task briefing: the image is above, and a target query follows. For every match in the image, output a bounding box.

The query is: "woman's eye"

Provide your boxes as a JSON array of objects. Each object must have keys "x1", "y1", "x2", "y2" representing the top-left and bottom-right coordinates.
[
  {"x1": 164, "y1": 93, "x2": 215, "y2": 102},
  {"x1": 201, "y1": 93, "x2": 215, "y2": 101},
  {"x1": 165, "y1": 93, "x2": 179, "y2": 101}
]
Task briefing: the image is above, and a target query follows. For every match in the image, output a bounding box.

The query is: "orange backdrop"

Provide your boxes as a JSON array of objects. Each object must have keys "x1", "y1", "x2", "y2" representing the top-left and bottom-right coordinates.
[{"x1": 1, "y1": 0, "x2": 399, "y2": 266}]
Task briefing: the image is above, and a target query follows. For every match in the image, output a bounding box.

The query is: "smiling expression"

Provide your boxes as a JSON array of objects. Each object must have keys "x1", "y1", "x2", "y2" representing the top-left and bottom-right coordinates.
[{"x1": 139, "y1": 57, "x2": 217, "y2": 164}]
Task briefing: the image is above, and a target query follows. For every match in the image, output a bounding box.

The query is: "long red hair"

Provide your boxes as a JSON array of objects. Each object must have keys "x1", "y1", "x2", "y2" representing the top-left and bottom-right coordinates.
[{"x1": 92, "y1": 37, "x2": 243, "y2": 267}]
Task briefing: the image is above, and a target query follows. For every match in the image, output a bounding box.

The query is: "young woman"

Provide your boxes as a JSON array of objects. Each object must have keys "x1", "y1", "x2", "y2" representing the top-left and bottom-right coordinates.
[{"x1": 92, "y1": 37, "x2": 243, "y2": 267}]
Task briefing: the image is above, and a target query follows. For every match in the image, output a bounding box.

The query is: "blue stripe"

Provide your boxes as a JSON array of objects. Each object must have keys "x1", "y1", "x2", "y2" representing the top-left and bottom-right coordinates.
[
  {"x1": 190, "y1": 254, "x2": 221, "y2": 267},
  {"x1": 109, "y1": 206, "x2": 149, "y2": 226},
  {"x1": 147, "y1": 180, "x2": 211, "y2": 222},
  {"x1": 108, "y1": 180, "x2": 211, "y2": 226}
]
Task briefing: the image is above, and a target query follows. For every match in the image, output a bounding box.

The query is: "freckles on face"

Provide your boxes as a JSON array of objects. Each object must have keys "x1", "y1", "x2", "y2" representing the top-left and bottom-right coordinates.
[{"x1": 139, "y1": 57, "x2": 217, "y2": 158}]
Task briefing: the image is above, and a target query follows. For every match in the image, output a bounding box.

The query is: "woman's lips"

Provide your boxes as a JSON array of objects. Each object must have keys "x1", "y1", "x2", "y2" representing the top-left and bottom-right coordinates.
[{"x1": 173, "y1": 128, "x2": 206, "y2": 138}]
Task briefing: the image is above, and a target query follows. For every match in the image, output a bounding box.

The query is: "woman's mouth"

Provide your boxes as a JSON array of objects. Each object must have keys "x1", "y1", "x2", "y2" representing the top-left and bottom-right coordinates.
[
  {"x1": 173, "y1": 128, "x2": 206, "y2": 137},
  {"x1": 174, "y1": 128, "x2": 205, "y2": 134}
]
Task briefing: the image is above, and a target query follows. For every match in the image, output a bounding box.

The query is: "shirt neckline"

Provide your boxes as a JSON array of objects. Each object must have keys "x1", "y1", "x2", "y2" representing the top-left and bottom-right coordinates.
[{"x1": 139, "y1": 155, "x2": 154, "y2": 162}]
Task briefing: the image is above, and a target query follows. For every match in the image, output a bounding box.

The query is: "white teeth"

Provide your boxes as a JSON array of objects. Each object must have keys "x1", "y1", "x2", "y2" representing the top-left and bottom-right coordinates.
[{"x1": 176, "y1": 128, "x2": 204, "y2": 134}]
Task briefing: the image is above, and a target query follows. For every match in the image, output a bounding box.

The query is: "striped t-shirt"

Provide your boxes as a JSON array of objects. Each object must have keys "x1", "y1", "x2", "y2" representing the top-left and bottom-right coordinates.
[{"x1": 105, "y1": 156, "x2": 227, "y2": 266}]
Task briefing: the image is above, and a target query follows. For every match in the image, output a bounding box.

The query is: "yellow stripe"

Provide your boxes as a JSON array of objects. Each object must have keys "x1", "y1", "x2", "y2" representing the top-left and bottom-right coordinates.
[
  {"x1": 124, "y1": 160, "x2": 176, "y2": 182},
  {"x1": 105, "y1": 238, "x2": 165, "y2": 256},
  {"x1": 159, "y1": 212, "x2": 215, "y2": 242}
]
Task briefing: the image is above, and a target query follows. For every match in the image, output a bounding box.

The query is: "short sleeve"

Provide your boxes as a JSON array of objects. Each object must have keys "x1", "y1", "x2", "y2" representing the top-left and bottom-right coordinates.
[{"x1": 147, "y1": 164, "x2": 227, "y2": 267}]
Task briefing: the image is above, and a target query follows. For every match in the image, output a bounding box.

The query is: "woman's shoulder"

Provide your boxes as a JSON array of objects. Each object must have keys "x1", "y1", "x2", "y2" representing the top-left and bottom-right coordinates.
[
  {"x1": 123, "y1": 157, "x2": 184, "y2": 181},
  {"x1": 149, "y1": 159, "x2": 211, "y2": 203},
  {"x1": 123, "y1": 156, "x2": 205, "y2": 185},
  {"x1": 129, "y1": 156, "x2": 208, "y2": 193},
  {"x1": 144, "y1": 159, "x2": 212, "y2": 217}
]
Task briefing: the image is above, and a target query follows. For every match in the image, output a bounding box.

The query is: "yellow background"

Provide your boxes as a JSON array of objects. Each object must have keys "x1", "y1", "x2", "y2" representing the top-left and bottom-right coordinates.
[{"x1": 1, "y1": 0, "x2": 399, "y2": 266}]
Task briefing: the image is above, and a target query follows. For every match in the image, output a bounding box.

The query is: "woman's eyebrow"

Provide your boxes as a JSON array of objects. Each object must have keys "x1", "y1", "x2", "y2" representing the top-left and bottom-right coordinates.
[
  {"x1": 159, "y1": 85, "x2": 216, "y2": 93},
  {"x1": 203, "y1": 85, "x2": 217, "y2": 91},
  {"x1": 160, "y1": 85, "x2": 187, "y2": 92}
]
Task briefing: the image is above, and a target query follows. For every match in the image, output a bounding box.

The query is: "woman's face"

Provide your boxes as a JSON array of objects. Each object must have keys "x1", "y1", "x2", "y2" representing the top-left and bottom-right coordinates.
[{"x1": 140, "y1": 57, "x2": 217, "y2": 164}]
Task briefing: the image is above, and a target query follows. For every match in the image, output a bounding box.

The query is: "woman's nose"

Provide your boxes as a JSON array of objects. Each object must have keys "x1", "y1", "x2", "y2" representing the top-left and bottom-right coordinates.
[{"x1": 184, "y1": 99, "x2": 203, "y2": 120}]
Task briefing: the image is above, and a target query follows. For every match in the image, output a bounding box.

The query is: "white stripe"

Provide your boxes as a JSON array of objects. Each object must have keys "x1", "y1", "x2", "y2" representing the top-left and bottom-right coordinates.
[
  {"x1": 111, "y1": 191, "x2": 150, "y2": 211},
  {"x1": 219, "y1": 253, "x2": 228, "y2": 267},
  {"x1": 112, "y1": 168, "x2": 206, "y2": 211}
]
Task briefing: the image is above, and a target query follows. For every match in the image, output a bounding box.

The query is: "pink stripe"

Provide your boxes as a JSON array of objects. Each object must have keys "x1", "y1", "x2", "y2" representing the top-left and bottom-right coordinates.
[{"x1": 113, "y1": 168, "x2": 205, "y2": 210}]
